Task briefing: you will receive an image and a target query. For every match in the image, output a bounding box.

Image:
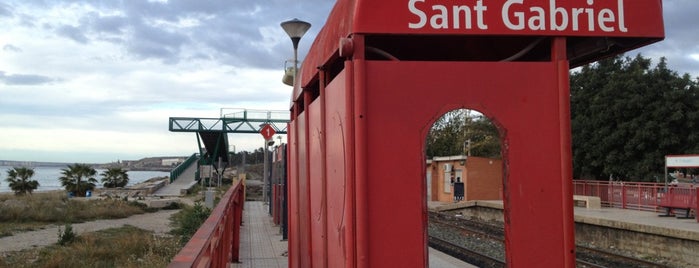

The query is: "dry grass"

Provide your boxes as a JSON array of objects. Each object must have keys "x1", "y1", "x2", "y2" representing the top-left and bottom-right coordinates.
[
  {"x1": 0, "y1": 191, "x2": 146, "y2": 237},
  {"x1": 0, "y1": 188, "x2": 231, "y2": 267},
  {"x1": 0, "y1": 225, "x2": 180, "y2": 268}
]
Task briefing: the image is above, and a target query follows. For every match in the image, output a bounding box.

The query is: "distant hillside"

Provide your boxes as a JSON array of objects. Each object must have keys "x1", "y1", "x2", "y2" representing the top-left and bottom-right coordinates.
[
  {"x1": 1, "y1": 156, "x2": 189, "y2": 172},
  {"x1": 0, "y1": 160, "x2": 69, "y2": 168},
  {"x1": 96, "y1": 156, "x2": 189, "y2": 171}
]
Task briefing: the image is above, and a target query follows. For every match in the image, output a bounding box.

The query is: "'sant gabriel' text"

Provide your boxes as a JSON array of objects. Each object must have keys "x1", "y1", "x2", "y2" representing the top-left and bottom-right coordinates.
[{"x1": 408, "y1": 0, "x2": 628, "y2": 33}]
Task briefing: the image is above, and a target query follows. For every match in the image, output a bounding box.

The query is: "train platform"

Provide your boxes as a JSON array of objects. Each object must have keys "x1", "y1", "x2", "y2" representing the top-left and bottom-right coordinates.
[
  {"x1": 233, "y1": 201, "x2": 475, "y2": 268},
  {"x1": 429, "y1": 247, "x2": 477, "y2": 267},
  {"x1": 574, "y1": 206, "x2": 699, "y2": 266},
  {"x1": 431, "y1": 199, "x2": 699, "y2": 266},
  {"x1": 430, "y1": 200, "x2": 699, "y2": 239},
  {"x1": 574, "y1": 206, "x2": 699, "y2": 239}
]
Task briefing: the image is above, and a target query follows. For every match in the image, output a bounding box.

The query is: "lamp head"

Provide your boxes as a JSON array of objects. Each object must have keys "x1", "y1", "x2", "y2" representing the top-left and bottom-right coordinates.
[{"x1": 281, "y1": 18, "x2": 311, "y2": 49}]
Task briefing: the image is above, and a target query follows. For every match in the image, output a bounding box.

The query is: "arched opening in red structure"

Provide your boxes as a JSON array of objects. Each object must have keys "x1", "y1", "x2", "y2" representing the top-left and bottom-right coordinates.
[{"x1": 424, "y1": 108, "x2": 506, "y2": 266}]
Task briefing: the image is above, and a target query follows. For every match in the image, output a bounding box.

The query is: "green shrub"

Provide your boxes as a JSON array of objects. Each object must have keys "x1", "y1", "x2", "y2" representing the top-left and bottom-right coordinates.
[
  {"x1": 161, "y1": 202, "x2": 183, "y2": 210},
  {"x1": 170, "y1": 202, "x2": 211, "y2": 244},
  {"x1": 57, "y1": 224, "x2": 77, "y2": 246}
]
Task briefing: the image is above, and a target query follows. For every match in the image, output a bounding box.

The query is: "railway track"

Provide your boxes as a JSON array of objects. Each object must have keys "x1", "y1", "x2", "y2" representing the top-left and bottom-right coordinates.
[
  {"x1": 575, "y1": 245, "x2": 668, "y2": 268},
  {"x1": 428, "y1": 211, "x2": 669, "y2": 268},
  {"x1": 429, "y1": 236, "x2": 505, "y2": 268}
]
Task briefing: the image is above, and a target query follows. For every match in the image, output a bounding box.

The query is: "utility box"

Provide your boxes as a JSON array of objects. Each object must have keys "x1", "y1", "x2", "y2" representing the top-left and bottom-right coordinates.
[{"x1": 287, "y1": 1, "x2": 664, "y2": 267}]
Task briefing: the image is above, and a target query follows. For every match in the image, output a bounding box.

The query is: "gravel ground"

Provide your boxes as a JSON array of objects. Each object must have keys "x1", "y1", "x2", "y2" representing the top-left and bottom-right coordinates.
[
  {"x1": 429, "y1": 218, "x2": 506, "y2": 262},
  {"x1": 0, "y1": 209, "x2": 179, "y2": 253}
]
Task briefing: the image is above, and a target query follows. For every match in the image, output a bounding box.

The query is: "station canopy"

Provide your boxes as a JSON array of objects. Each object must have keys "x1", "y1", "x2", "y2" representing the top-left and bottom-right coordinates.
[{"x1": 297, "y1": 0, "x2": 664, "y2": 93}]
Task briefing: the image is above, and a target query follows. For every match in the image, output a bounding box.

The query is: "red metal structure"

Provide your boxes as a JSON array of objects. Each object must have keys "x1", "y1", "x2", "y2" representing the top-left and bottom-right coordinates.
[
  {"x1": 574, "y1": 180, "x2": 698, "y2": 214},
  {"x1": 271, "y1": 144, "x2": 289, "y2": 238},
  {"x1": 168, "y1": 179, "x2": 245, "y2": 268},
  {"x1": 288, "y1": 1, "x2": 664, "y2": 267}
]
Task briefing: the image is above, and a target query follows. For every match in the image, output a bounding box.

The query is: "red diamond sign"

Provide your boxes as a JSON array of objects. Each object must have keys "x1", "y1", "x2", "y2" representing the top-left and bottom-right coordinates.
[{"x1": 260, "y1": 124, "x2": 276, "y2": 140}]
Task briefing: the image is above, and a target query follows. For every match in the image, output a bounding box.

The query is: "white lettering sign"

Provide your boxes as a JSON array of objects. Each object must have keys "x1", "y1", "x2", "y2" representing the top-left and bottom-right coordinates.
[
  {"x1": 408, "y1": 0, "x2": 488, "y2": 30},
  {"x1": 667, "y1": 155, "x2": 699, "y2": 168},
  {"x1": 409, "y1": 0, "x2": 628, "y2": 33}
]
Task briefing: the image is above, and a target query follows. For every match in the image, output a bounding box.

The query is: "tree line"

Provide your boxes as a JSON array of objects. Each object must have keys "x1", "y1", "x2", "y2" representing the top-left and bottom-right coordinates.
[
  {"x1": 426, "y1": 54, "x2": 698, "y2": 182},
  {"x1": 228, "y1": 148, "x2": 268, "y2": 166},
  {"x1": 3, "y1": 164, "x2": 129, "y2": 196},
  {"x1": 570, "y1": 55, "x2": 698, "y2": 181},
  {"x1": 425, "y1": 109, "x2": 501, "y2": 159}
]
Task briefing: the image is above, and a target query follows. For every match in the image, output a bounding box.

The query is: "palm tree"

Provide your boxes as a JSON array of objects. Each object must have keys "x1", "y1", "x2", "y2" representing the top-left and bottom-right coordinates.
[
  {"x1": 59, "y1": 164, "x2": 97, "y2": 197},
  {"x1": 101, "y1": 167, "x2": 129, "y2": 188},
  {"x1": 5, "y1": 167, "x2": 40, "y2": 195}
]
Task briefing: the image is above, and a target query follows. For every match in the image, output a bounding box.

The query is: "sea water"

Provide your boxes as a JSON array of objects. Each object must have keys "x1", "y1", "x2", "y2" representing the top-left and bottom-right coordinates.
[{"x1": 0, "y1": 165, "x2": 169, "y2": 193}]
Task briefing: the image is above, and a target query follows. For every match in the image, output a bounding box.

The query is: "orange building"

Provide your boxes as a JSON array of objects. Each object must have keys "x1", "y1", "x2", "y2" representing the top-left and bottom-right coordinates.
[{"x1": 427, "y1": 156, "x2": 502, "y2": 202}]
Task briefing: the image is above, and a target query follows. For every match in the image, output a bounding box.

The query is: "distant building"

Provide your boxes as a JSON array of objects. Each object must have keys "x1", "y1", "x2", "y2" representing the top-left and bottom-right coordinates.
[
  {"x1": 427, "y1": 155, "x2": 502, "y2": 202},
  {"x1": 162, "y1": 158, "x2": 184, "y2": 166}
]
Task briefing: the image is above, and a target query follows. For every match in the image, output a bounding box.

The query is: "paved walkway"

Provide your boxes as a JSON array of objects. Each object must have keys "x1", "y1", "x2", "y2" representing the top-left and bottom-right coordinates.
[
  {"x1": 429, "y1": 247, "x2": 477, "y2": 267},
  {"x1": 232, "y1": 201, "x2": 288, "y2": 268},
  {"x1": 432, "y1": 200, "x2": 699, "y2": 236},
  {"x1": 0, "y1": 209, "x2": 178, "y2": 253},
  {"x1": 154, "y1": 163, "x2": 198, "y2": 196},
  {"x1": 574, "y1": 206, "x2": 699, "y2": 240},
  {"x1": 231, "y1": 201, "x2": 473, "y2": 267}
]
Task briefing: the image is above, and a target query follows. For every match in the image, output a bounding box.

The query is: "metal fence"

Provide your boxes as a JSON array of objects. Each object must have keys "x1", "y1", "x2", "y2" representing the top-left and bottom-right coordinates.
[
  {"x1": 168, "y1": 179, "x2": 245, "y2": 267},
  {"x1": 573, "y1": 180, "x2": 697, "y2": 213}
]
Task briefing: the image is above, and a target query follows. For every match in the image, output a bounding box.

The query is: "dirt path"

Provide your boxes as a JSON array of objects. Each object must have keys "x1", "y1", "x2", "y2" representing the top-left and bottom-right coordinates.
[{"x1": 0, "y1": 209, "x2": 179, "y2": 253}]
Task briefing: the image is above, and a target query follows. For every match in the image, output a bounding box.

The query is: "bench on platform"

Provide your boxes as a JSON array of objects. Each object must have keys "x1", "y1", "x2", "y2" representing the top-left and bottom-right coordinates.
[
  {"x1": 658, "y1": 187, "x2": 696, "y2": 219},
  {"x1": 659, "y1": 207, "x2": 694, "y2": 219},
  {"x1": 573, "y1": 195, "x2": 601, "y2": 209}
]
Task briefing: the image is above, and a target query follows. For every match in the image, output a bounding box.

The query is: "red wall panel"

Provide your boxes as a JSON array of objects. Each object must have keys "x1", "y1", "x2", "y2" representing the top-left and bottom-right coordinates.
[
  {"x1": 287, "y1": 120, "x2": 298, "y2": 268},
  {"x1": 361, "y1": 60, "x2": 573, "y2": 267},
  {"x1": 325, "y1": 71, "x2": 352, "y2": 268},
  {"x1": 308, "y1": 98, "x2": 327, "y2": 266},
  {"x1": 296, "y1": 114, "x2": 311, "y2": 268}
]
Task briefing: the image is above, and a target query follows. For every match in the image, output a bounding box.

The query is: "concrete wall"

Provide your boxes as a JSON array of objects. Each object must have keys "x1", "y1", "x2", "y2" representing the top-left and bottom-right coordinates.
[
  {"x1": 576, "y1": 222, "x2": 698, "y2": 267},
  {"x1": 465, "y1": 157, "x2": 502, "y2": 200}
]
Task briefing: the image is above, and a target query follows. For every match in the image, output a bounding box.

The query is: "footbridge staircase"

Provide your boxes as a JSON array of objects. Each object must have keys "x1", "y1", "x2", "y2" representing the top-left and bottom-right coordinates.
[{"x1": 168, "y1": 108, "x2": 289, "y2": 179}]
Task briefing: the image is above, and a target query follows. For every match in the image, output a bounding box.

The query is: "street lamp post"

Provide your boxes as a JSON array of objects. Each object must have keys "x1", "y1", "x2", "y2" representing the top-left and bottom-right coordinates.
[
  {"x1": 281, "y1": 18, "x2": 311, "y2": 86},
  {"x1": 264, "y1": 138, "x2": 274, "y2": 211}
]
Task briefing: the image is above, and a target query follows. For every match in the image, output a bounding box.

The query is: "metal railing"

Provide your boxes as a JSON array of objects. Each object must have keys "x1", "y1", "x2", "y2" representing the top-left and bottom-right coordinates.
[
  {"x1": 219, "y1": 108, "x2": 289, "y2": 121},
  {"x1": 170, "y1": 153, "x2": 198, "y2": 183},
  {"x1": 169, "y1": 116, "x2": 289, "y2": 134},
  {"x1": 168, "y1": 179, "x2": 245, "y2": 267},
  {"x1": 573, "y1": 180, "x2": 697, "y2": 213}
]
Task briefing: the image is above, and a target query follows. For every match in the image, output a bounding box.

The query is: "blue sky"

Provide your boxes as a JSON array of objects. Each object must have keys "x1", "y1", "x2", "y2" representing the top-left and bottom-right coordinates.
[{"x1": 1, "y1": 0, "x2": 697, "y2": 163}]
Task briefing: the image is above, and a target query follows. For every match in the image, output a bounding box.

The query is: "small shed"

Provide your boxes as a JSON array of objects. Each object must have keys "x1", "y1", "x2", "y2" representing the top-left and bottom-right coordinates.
[{"x1": 428, "y1": 156, "x2": 502, "y2": 203}]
